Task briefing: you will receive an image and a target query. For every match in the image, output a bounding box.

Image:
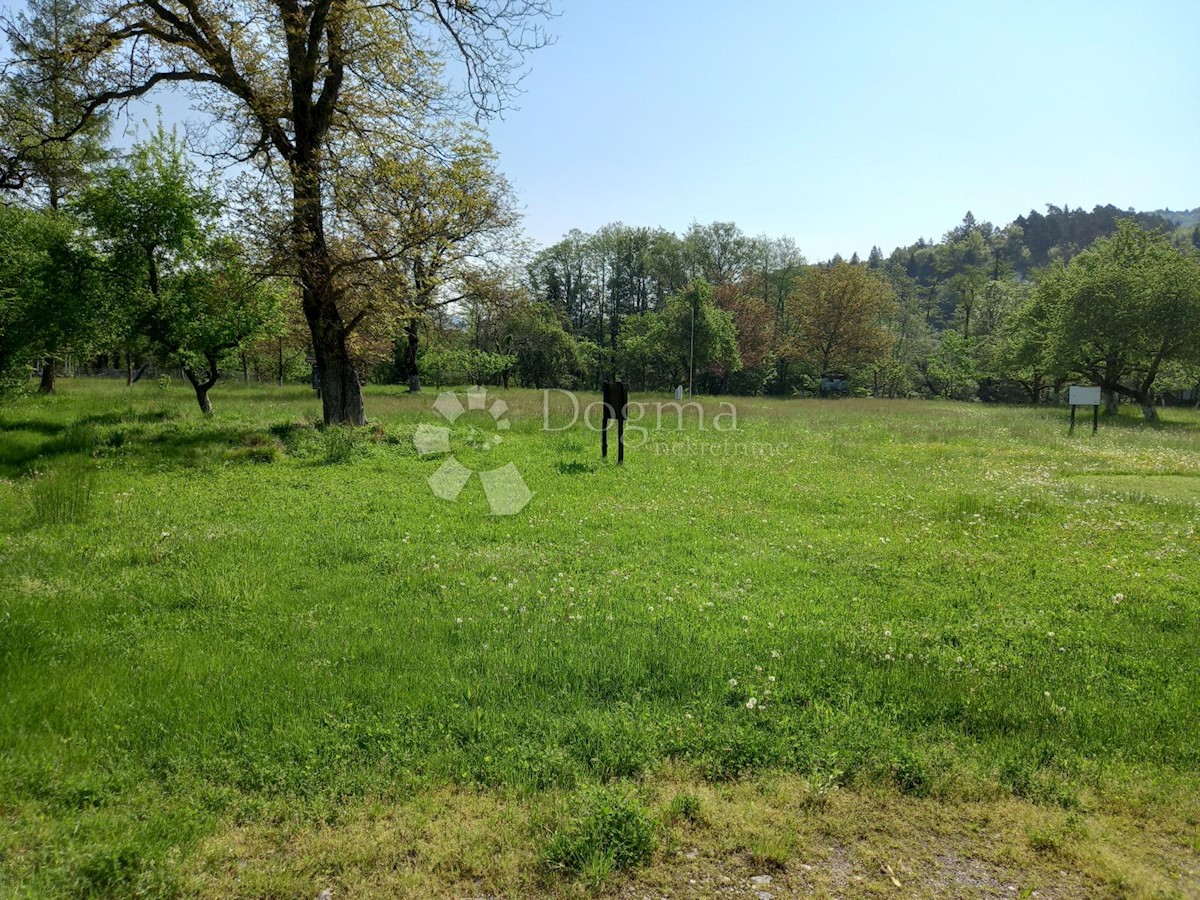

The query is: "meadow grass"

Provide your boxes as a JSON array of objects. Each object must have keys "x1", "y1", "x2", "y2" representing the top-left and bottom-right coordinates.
[{"x1": 1, "y1": 380, "x2": 1198, "y2": 896}]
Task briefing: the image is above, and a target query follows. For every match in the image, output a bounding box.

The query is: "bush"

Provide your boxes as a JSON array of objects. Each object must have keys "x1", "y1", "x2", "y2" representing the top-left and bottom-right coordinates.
[{"x1": 541, "y1": 786, "x2": 656, "y2": 879}]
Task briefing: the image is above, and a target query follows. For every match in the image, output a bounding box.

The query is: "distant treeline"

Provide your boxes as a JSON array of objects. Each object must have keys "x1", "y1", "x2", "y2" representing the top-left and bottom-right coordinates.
[{"x1": 411, "y1": 206, "x2": 1200, "y2": 421}]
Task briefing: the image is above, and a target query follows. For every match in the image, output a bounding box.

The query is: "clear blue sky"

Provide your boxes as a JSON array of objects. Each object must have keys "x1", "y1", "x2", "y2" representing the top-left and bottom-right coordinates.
[
  {"x1": 71, "y1": 0, "x2": 1199, "y2": 259},
  {"x1": 483, "y1": 0, "x2": 1200, "y2": 259}
]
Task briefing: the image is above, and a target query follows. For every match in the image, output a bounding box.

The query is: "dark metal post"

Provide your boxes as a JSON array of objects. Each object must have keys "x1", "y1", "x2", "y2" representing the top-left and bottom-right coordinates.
[
  {"x1": 1069, "y1": 404, "x2": 1076, "y2": 434},
  {"x1": 601, "y1": 401, "x2": 609, "y2": 459},
  {"x1": 601, "y1": 381, "x2": 627, "y2": 463},
  {"x1": 1093, "y1": 404, "x2": 1098, "y2": 434}
]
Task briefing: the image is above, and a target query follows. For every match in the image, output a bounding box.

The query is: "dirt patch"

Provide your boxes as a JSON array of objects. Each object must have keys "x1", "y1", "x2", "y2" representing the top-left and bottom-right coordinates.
[{"x1": 186, "y1": 775, "x2": 1200, "y2": 899}]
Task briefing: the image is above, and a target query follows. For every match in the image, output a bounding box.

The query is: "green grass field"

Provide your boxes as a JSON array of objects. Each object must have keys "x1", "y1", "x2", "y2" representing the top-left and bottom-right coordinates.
[{"x1": 2, "y1": 380, "x2": 1199, "y2": 897}]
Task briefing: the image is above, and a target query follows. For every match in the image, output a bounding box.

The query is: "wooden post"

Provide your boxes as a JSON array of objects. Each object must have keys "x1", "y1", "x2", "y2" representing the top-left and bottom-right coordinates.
[
  {"x1": 1070, "y1": 404, "x2": 1076, "y2": 434},
  {"x1": 1092, "y1": 404, "x2": 1098, "y2": 435}
]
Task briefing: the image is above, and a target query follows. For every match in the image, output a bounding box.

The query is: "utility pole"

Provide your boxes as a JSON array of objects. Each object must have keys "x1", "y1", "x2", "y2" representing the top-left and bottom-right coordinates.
[{"x1": 688, "y1": 289, "x2": 695, "y2": 398}]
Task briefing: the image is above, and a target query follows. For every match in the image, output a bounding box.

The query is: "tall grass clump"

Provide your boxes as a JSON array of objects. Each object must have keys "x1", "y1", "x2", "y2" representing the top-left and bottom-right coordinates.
[
  {"x1": 541, "y1": 786, "x2": 656, "y2": 885},
  {"x1": 27, "y1": 463, "x2": 96, "y2": 526},
  {"x1": 321, "y1": 426, "x2": 363, "y2": 464}
]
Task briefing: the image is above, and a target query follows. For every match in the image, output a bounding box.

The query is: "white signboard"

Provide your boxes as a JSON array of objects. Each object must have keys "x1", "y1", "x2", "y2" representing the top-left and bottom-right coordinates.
[{"x1": 1068, "y1": 385, "x2": 1102, "y2": 406}]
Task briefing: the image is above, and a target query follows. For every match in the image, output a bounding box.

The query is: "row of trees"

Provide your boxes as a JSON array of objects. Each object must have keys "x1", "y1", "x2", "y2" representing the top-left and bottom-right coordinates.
[
  {"x1": 2, "y1": 0, "x2": 552, "y2": 423},
  {"x1": 2, "y1": 0, "x2": 1197, "y2": 422},
  {"x1": 0, "y1": 127, "x2": 287, "y2": 412},
  {"x1": 420, "y1": 213, "x2": 1199, "y2": 422}
]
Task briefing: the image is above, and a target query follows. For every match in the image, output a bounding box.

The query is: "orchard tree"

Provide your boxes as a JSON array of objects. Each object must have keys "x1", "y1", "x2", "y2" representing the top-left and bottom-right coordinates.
[
  {"x1": 1, "y1": 0, "x2": 111, "y2": 391},
  {"x1": 160, "y1": 240, "x2": 284, "y2": 413},
  {"x1": 495, "y1": 300, "x2": 579, "y2": 388},
  {"x1": 81, "y1": 128, "x2": 284, "y2": 413},
  {"x1": 79, "y1": 128, "x2": 218, "y2": 376},
  {"x1": 989, "y1": 286, "x2": 1065, "y2": 403},
  {"x1": 1038, "y1": 220, "x2": 1200, "y2": 421},
  {"x1": 21, "y1": 0, "x2": 553, "y2": 424},
  {"x1": 0, "y1": 206, "x2": 105, "y2": 395},
  {"x1": 0, "y1": 207, "x2": 52, "y2": 393},
  {"x1": 927, "y1": 330, "x2": 978, "y2": 400}
]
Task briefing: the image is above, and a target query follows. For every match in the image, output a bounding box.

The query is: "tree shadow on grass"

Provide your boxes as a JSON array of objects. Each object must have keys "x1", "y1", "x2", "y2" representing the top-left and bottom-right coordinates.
[{"x1": 0, "y1": 411, "x2": 284, "y2": 478}]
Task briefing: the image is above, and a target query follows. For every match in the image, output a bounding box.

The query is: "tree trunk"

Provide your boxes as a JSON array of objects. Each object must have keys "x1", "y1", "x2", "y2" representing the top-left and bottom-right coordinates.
[
  {"x1": 310, "y1": 330, "x2": 363, "y2": 424},
  {"x1": 192, "y1": 380, "x2": 214, "y2": 415},
  {"x1": 38, "y1": 358, "x2": 57, "y2": 394},
  {"x1": 125, "y1": 351, "x2": 133, "y2": 386},
  {"x1": 405, "y1": 318, "x2": 421, "y2": 392},
  {"x1": 1137, "y1": 344, "x2": 1167, "y2": 424},
  {"x1": 1138, "y1": 390, "x2": 1159, "y2": 424},
  {"x1": 277, "y1": 338, "x2": 284, "y2": 387},
  {"x1": 182, "y1": 354, "x2": 220, "y2": 415},
  {"x1": 242, "y1": 352, "x2": 249, "y2": 383},
  {"x1": 1104, "y1": 389, "x2": 1119, "y2": 416},
  {"x1": 293, "y1": 166, "x2": 366, "y2": 425}
]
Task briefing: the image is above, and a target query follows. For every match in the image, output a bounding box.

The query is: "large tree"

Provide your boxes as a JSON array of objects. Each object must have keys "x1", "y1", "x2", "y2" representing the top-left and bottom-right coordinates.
[
  {"x1": 5, "y1": 0, "x2": 551, "y2": 423},
  {"x1": 336, "y1": 131, "x2": 518, "y2": 392},
  {"x1": 786, "y1": 261, "x2": 896, "y2": 378},
  {"x1": 0, "y1": 0, "x2": 109, "y2": 204},
  {"x1": 1, "y1": 0, "x2": 111, "y2": 392},
  {"x1": 1038, "y1": 220, "x2": 1200, "y2": 422}
]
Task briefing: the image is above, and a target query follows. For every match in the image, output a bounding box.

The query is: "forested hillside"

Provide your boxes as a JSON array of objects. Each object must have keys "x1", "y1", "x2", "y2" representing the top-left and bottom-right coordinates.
[{"x1": 1154, "y1": 207, "x2": 1200, "y2": 229}]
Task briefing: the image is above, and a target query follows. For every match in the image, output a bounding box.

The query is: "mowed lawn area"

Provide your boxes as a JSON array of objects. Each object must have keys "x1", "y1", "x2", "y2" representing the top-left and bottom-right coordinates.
[{"x1": 2, "y1": 381, "x2": 1199, "y2": 898}]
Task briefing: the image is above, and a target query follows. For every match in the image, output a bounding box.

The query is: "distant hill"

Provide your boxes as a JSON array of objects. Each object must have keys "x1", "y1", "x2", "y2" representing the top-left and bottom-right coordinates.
[
  {"x1": 877, "y1": 203, "x2": 1189, "y2": 331},
  {"x1": 1152, "y1": 207, "x2": 1200, "y2": 229},
  {"x1": 883, "y1": 203, "x2": 1178, "y2": 286}
]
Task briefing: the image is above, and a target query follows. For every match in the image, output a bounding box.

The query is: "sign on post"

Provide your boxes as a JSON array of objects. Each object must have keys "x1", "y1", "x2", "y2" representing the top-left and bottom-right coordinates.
[
  {"x1": 601, "y1": 381, "x2": 628, "y2": 464},
  {"x1": 1068, "y1": 385, "x2": 1101, "y2": 435}
]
